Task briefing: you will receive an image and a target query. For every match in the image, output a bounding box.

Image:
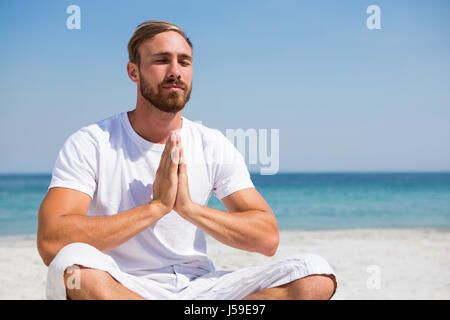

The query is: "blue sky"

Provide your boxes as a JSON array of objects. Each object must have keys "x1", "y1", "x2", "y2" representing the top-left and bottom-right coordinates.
[{"x1": 0, "y1": 0, "x2": 449, "y2": 173}]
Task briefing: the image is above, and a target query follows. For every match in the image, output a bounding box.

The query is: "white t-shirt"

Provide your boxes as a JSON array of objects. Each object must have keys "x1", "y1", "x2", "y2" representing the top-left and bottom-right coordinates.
[{"x1": 48, "y1": 111, "x2": 254, "y2": 276}]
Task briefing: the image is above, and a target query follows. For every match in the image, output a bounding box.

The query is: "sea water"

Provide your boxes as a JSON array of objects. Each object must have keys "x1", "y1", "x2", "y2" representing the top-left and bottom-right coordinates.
[{"x1": 0, "y1": 172, "x2": 449, "y2": 236}]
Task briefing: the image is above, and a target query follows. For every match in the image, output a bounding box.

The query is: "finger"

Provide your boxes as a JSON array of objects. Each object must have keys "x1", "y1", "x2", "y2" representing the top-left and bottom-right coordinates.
[
  {"x1": 166, "y1": 131, "x2": 175, "y2": 148},
  {"x1": 177, "y1": 146, "x2": 189, "y2": 193},
  {"x1": 158, "y1": 131, "x2": 176, "y2": 175},
  {"x1": 160, "y1": 131, "x2": 175, "y2": 163},
  {"x1": 178, "y1": 145, "x2": 186, "y2": 171},
  {"x1": 170, "y1": 131, "x2": 180, "y2": 167},
  {"x1": 170, "y1": 145, "x2": 179, "y2": 166},
  {"x1": 176, "y1": 131, "x2": 181, "y2": 145}
]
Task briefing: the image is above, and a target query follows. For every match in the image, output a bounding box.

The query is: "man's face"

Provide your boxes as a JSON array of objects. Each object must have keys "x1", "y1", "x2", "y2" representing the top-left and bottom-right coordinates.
[{"x1": 136, "y1": 31, "x2": 193, "y2": 113}]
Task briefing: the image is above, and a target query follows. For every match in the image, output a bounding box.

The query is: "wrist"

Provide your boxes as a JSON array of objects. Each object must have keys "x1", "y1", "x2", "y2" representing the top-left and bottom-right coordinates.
[
  {"x1": 182, "y1": 201, "x2": 201, "y2": 219},
  {"x1": 148, "y1": 200, "x2": 170, "y2": 217}
]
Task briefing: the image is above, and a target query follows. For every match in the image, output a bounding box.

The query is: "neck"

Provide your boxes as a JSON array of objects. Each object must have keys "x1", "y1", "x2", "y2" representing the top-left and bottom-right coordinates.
[{"x1": 128, "y1": 96, "x2": 183, "y2": 144}]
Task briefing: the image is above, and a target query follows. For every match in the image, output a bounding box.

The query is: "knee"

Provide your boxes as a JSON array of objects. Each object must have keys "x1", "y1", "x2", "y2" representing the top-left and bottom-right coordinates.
[
  {"x1": 290, "y1": 274, "x2": 337, "y2": 300},
  {"x1": 46, "y1": 242, "x2": 116, "y2": 300},
  {"x1": 284, "y1": 253, "x2": 337, "y2": 299}
]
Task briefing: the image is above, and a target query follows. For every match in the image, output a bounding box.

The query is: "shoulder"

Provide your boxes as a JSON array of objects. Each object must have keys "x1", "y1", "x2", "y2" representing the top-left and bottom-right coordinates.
[{"x1": 67, "y1": 112, "x2": 124, "y2": 146}]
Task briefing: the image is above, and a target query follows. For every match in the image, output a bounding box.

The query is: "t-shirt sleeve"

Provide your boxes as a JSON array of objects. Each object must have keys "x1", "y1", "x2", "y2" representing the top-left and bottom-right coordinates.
[
  {"x1": 205, "y1": 129, "x2": 255, "y2": 200},
  {"x1": 48, "y1": 129, "x2": 98, "y2": 198}
]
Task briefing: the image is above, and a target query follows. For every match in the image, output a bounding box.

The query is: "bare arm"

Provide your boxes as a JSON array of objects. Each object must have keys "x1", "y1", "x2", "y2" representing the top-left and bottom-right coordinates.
[
  {"x1": 180, "y1": 187, "x2": 279, "y2": 257},
  {"x1": 37, "y1": 188, "x2": 166, "y2": 266},
  {"x1": 37, "y1": 131, "x2": 180, "y2": 266}
]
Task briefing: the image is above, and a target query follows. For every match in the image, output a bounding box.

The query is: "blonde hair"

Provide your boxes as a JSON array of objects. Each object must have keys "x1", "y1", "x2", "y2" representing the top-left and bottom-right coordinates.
[{"x1": 127, "y1": 20, "x2": 193, "y2": 66}]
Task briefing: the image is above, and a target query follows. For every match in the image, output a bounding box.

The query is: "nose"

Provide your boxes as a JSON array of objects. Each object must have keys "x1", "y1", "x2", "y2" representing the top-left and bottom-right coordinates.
[{"x1": 166, "y1": 59, "x2": 181, "y2": 80}]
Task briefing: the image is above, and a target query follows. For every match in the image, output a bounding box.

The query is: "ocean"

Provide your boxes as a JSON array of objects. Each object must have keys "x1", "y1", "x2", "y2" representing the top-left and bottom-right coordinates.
[{"x1": 0, "y1": 172, "x2": 449, "y2": 236}]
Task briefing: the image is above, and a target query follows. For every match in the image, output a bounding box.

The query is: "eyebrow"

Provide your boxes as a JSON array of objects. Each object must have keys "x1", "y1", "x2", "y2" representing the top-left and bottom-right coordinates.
[{"x1": 151, "y1": 51, "x2": 193, "y2": 61}]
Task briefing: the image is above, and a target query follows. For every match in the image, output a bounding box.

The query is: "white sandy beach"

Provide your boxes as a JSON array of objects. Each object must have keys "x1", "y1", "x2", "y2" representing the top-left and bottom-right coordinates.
[{"x1": 0, "y1": 228, "x2": 449, "y2": 300}]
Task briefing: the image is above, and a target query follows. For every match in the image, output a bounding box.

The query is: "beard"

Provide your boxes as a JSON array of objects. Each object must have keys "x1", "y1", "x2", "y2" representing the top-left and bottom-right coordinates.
[{"x1": 139, "y1": 71, "x2": 192, "y2": 113}]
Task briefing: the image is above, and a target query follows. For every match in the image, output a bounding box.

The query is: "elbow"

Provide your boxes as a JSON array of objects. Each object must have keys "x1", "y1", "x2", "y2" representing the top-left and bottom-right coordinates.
[
  {"x1": 267, "y1": 237, "x2": 280, "y2": 257},
  {"x1": 263, "y1": 212, "x2": 279, "y2": 257},
  {"x1": 36, "y1": 236, "x2": 58, "y2": 267},
  {"x1": 262, "y1": 230, "x2": 279, "y2": 257}
]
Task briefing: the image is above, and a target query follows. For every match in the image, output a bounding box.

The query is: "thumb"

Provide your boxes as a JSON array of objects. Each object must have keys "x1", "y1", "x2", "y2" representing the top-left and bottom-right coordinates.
[{"x1": 177, "y1": 146, "x2": 189, "y2": 191}]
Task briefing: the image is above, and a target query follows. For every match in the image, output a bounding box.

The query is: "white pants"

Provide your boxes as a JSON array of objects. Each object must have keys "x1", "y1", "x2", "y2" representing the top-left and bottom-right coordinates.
[{"x1": 46, "y1": 242, "x2": 337, "y2": 300}]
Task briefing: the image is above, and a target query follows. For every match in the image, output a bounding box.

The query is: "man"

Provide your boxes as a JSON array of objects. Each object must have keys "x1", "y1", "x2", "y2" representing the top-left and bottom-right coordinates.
[{"x1": 37, "y1": 20, "x2": 337, "y2": 300}]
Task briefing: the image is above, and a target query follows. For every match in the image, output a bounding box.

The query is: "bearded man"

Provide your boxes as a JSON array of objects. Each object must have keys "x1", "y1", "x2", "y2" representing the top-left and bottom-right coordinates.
[{"x1": 37, "y1": 21, "x2": 337, "y2": 300}]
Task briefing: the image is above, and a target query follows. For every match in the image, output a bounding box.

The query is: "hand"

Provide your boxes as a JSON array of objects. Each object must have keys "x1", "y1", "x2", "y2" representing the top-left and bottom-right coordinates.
[
  {"x1": 151, "y1": 131, "x2": 180, "y2": 215},
  {"x1": 173, "y1": 133, "x2": 197, "y2": 217}
]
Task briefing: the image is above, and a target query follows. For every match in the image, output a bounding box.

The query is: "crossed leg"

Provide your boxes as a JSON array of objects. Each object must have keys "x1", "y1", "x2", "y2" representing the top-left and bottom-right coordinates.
[
  {"x1": 64, "y1": 266, "x2": 336, "y2": 300},
  {"x1": 243, "y1": 274, "x2": 337, "y2": 300}
]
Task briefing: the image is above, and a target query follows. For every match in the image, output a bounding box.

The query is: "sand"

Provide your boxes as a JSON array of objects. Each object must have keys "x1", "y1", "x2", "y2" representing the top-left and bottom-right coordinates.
[{"x1": 0, "y1": 228, "x2": 449, "y2": 300}]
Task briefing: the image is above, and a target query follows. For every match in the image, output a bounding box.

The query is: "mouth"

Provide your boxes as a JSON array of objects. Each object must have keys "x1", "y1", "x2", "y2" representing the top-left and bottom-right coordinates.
[{"x1": 161, "y1": 84, "x2": 184, "y2": 92}]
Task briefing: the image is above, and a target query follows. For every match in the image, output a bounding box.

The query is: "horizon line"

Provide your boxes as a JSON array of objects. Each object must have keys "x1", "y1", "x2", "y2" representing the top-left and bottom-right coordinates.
[{"x1": 1, "y1": 170, "x2": 450, "y2": 176}]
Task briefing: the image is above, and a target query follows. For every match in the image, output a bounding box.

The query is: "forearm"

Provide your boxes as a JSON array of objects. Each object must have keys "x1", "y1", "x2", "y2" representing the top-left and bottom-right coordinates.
[
  {"x1": 182, "y1": 204, "x2": 279, "y2": 256},
  {"x1": 39, "y1": 201, "x2": 165, "y2": 263}
]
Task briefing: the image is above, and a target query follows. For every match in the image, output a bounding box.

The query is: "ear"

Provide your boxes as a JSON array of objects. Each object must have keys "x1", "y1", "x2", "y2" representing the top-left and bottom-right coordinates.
[{"x1": 127, "y1": 61, "x2": 139, "y2": 83}]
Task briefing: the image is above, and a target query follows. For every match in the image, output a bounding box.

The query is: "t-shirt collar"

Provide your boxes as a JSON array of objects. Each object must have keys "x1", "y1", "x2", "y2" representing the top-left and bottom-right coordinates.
[{"x1": 121, "y1": 110, "x2": 186, "y2": 152}]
